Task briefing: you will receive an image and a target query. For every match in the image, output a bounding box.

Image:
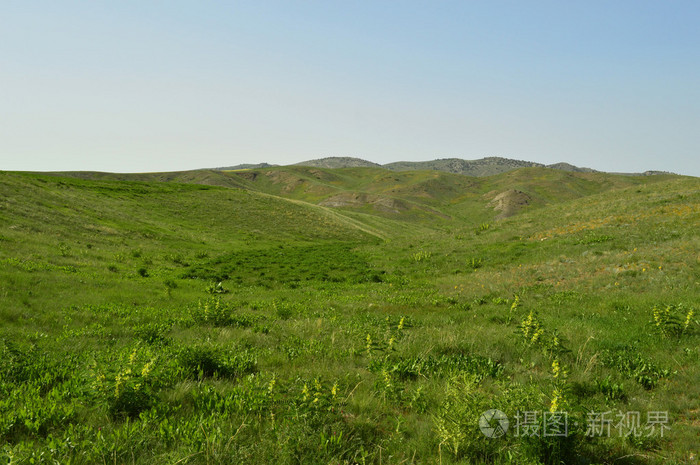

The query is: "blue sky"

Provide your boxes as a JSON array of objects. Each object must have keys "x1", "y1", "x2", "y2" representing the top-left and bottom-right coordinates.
[{"x1": 1, "y1": 1, "x2": 698, "y2": 175}]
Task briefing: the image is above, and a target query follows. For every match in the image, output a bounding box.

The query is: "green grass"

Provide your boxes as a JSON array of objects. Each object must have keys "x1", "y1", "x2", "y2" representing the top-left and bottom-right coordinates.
[{"x1": 0, "y1": 169, "x2": 698, "y2": 464}]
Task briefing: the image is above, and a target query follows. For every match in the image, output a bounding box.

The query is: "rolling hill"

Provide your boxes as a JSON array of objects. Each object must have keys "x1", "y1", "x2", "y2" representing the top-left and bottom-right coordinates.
[
  {"x1": 0, "y1": 167, "x2": 698, "y2": 464},
  {"x1": 47, "y1": 165, "x2": 682, "y2": 226}
]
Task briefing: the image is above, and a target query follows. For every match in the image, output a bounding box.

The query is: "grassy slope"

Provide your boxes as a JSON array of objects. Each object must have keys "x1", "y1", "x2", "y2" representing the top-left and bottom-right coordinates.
[
  {"x1": 1, "y1": 170, "x2": 698, "y2": 464},
  {"x1": 53, "y1": 166, "x2": 679, "y2": 225},
  {"x1": 0, "y1": 171, "x2": 378, "y2": 325},
  {"x1": 223, "y1": 166, "x2": 679, "y2": 223}
]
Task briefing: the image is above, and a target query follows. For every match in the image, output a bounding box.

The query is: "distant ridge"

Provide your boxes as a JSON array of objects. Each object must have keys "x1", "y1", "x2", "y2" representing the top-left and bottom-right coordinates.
[
  {"x1": 213, "y1": 157, "x2": 677, "y2": 177},
  {"x1": 545, "y1": 162, "x2": 597, "y2": 173},
  {"x1": 293, "y1": 157, "x2": 381, "y2": 169},
  {"x1": 218, "y1": 162, "x2": 278, "y2": 170},
  {"x1": 291, "y1": 156, "x2": 597, "y2": 176},
  {"x1": 383, "y1": 157, "x2": 544, "y2": 176},
  {"x1": 640, "y1": 170, "x2": 675, "y2": 176}
]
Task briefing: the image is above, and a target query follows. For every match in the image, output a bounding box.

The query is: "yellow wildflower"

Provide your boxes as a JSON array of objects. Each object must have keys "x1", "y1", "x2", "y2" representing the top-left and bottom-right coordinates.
[{"x1": 684, "y1": 309, "x2": 695, "y2": 332}]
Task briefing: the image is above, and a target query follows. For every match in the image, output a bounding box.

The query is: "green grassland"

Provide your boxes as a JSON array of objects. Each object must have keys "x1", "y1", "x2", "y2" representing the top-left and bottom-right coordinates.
[
  {"x1": 55, "y1": 165, "x2": 678, "y2": 223},
  {"x1": 0, "y1": 168, "x2": 698, "y2": 464}
]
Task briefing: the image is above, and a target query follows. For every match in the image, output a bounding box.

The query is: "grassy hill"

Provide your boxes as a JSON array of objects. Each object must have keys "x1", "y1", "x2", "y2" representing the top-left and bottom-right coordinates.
[
  {"x1": 48, "y1": 169, "x2": 252, "y2": 190},
  {"x1": 1, "y1": 169, "x2": 698, "y2": 464},
  {"x1": 223, "y1": 165, "x2": 677, "y2": 223},
  {"x1": 53, "y1": 165, "x2": 679, "y2": 224}
]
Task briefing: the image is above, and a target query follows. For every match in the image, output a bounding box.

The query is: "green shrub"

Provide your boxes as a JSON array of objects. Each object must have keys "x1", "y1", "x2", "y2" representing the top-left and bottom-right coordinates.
[
  {"x1": 94, "y1": 347, "x2": 162, "y2": 419},
  {"x1": 595, "y1": 376, "x2": 626, "y2": 401},
  {"x1": 177, "y1": 344, "x2": 256, "y2": 380},
  {"x1": 601, "y1": 348, "x2": 671, "y2": 389},
  {"x1": 411, "y1": 250, "x2": 432, "y2": 262},
  {"x1": 476, "y1": 222, "x2": 491, "y2": 233},
  {"x1": 369, "y1": 352, "x2": 503, "y2": 381},
  {"x1": 192, "y1": 296, "x2": 229, "y2": 325},
  {"x1": 274, "y1": 301, "x2": 295, "y2": 320},
  {"x1": 132, "y1": 322, "x2": 171, "y2": 345},
  {"x1": 205, "y1": 281, "x2": 229, "y2": 294},
  {"x1": 191, "y1": 297, "x2": 253, "y2": 328},
  {"x1": 434, "y1": 375, "x2": 537, "y2": 460},
  {"x1": 1, "y1": 385, "x2": 77, "y2": 440},
  {"x1": 652, "y1": 304, "x2": 695, "y2": 337}
]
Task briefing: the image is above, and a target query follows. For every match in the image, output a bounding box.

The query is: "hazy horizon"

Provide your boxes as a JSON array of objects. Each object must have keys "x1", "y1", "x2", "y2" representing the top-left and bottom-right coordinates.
[{"x1": 2, "y1": 2, "x2": 699, "y2": 176}]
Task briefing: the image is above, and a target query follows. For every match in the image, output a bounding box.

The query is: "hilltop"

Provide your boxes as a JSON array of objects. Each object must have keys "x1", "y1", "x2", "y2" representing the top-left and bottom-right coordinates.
[
  {"x1": 272, "y1": 155, "x2": 595, "y2": 175},
  {"x1": 383, "y1": 156, "x2": 547, "y2": 175},
  {"x1": 293, "y1": 156, "x2": 382, "y2": 169},
  {"x1": 218, "y1": 156, "x2": 679, "y2": 177},
  {"x1": 215, "y1": 162, "x2": 278, "y2": 170}
]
